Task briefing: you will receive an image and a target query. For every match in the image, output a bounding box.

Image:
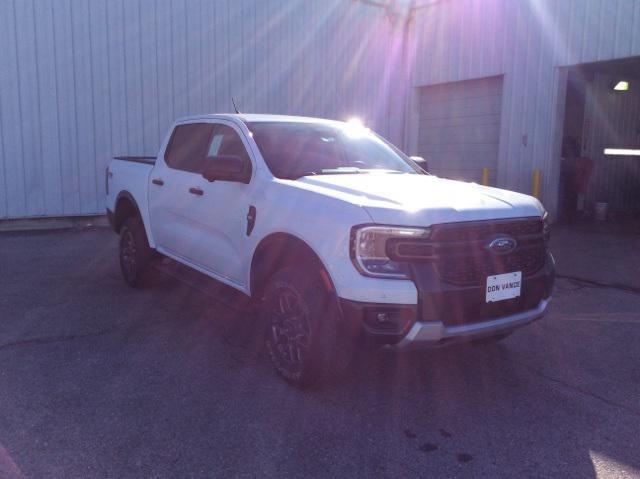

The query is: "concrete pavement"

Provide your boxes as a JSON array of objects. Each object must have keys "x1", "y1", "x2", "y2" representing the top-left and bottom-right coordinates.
[{"x1": 0, "y1": 226, "x2": 639, "y2": 478}]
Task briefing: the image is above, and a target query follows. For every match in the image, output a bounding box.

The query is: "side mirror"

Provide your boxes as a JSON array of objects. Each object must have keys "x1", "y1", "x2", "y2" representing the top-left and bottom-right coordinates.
[
  {"x1": 410, "y1": 156, "x2": 428, "y2": 173},
  {"x1": 201, "y1": 155, "x2": 251, "y2": 183}
]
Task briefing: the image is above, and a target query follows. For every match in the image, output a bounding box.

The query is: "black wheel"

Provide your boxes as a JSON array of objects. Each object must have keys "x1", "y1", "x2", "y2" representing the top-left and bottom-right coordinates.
[
  {"x1": 261, "y1": 266, "x2": 338, "y2": 388},
  {"x1": 119, "y1": 217, "x2": 154, "y2": 288}
]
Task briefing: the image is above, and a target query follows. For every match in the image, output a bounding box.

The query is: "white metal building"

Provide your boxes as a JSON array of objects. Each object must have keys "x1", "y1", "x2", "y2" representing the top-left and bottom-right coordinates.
[
  {"x1": 0, "y1": 0, "x2": 405, "y2": 219},
  {"x1": 1, "y1": 0, "x2": 640, "y2": 220},
  {"x1": 407, "y1": 0, "x2": 640, "y2": 217}
]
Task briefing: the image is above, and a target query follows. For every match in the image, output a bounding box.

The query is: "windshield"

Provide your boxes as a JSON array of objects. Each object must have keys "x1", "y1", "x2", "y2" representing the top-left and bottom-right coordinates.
[{"x1": 248, "y1": 121, "x2": 422, "y2": 179}]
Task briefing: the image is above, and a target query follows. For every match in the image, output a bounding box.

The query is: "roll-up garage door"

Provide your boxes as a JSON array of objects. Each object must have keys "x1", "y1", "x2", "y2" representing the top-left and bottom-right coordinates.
[{"x1": 416, "y1": 76, "x2": 503, "y2": 185}]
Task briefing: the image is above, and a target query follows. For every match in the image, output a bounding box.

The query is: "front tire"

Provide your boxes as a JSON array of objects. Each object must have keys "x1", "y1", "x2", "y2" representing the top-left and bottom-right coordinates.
[
  {"x1": 119, "y1": 217, "x2": 154, "y2": 288},
  {"x1": 262, "y1": 266, "x2": 338, "y2": 388}
]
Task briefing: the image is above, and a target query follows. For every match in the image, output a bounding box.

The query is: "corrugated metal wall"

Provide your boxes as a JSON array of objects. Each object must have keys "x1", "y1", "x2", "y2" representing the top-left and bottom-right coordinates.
[
  {"x1": 408, "y1": 0, "x2": 640, "y2": 215},
  {"x1": 3, "y1": 0, "x2": 640, "y2": 219},
  {"x1": 0, "y1": 0, "x2": 405, "y2": 219}
]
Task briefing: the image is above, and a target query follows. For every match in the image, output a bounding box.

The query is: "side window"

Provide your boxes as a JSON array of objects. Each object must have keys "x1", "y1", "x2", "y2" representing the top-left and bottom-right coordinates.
[
  {"x1": 205, "y1": 124, "x2": 250, "y2": 163},
  {"x1": 164, "y1": 123, "x2": 214, "y2": 173}
]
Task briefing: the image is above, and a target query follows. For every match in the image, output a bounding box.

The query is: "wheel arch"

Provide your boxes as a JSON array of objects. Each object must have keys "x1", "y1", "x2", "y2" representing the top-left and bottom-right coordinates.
[
  {"x1": 113, "y1": 191, "x2": 143, "y2": 233},
  {"x1": 249, "y1": 232, "x2": 337, "y2": 302}
]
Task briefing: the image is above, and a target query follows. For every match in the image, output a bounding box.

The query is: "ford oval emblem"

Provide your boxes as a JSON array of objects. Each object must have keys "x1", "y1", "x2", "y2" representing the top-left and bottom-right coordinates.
[{"x1": 487, "y1": 236, "x2": 517, "y2": 254}]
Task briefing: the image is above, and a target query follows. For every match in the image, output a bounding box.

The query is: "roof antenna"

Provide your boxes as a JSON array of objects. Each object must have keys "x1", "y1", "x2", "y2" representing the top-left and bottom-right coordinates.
[{"x1": 231, "y1": 97, "x2": 241, "y2": 114}]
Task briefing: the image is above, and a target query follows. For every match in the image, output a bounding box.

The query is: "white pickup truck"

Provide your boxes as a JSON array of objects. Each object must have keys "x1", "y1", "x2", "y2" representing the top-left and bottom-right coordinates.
[{"x1": 106, "y1": 114, "x2": 555, "y2": 387}]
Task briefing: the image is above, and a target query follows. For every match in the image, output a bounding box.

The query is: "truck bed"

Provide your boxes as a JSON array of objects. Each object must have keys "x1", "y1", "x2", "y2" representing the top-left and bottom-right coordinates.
[{"x1": 106, "y1": 156, "x2": 157, "y2": 245}]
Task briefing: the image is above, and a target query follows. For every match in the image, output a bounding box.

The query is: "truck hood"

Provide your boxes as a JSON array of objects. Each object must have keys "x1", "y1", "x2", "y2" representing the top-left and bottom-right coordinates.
[{"x1": 295, "y1": 173, "x2": 544, "y2": 226}]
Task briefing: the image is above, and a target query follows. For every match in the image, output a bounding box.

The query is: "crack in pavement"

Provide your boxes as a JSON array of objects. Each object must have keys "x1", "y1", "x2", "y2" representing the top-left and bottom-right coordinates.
[
  {"x1": 512, "y1": 358, "x2": 640, "y2": 419},
  {"x1": 0, "y1": 314, "x2": 179, "y2": 353},
  {"x1": 556, "y1": 274, "x2": 640, "y2": 295},
  {"x1": 0, "y1": 312, "x2": 260, "y2": 362},
  {"x1": 556, "y1": 316, "x2": 640, "y2": 325},
  {"x1": 0, "y1": 329, "x2": 116, "y2": 352}
]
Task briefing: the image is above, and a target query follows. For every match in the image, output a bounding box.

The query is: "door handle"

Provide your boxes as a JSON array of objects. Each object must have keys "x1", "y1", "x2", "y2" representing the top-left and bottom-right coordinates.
[
  {"x1": 152, "y1": 178, "x2": 164, "y2": 186},
  {"x1": 189, "y1": 187, "x2": 204, "y2": 196}
]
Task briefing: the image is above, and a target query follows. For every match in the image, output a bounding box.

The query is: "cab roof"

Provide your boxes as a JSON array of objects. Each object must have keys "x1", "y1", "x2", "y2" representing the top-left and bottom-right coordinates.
[{"x1": 177, "y1": 113, "x2": 345, "y2": 126}]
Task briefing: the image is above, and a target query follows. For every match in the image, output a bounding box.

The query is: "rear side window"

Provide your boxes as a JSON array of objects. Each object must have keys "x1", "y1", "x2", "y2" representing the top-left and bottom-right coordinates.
[{"x1": 164, "y1": 123, "x2": 214, "y2": 172}]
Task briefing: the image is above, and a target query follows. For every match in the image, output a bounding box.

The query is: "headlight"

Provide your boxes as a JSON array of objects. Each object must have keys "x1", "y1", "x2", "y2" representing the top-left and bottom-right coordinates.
[{"x1": 350, "y1": 226, "x2": 431, "y2": 279}]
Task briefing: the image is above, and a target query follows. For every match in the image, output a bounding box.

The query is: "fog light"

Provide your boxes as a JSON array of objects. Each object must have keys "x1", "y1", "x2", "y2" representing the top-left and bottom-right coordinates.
[{"x1": 364, "y1": 308, "x2": 414, "y2": 335}]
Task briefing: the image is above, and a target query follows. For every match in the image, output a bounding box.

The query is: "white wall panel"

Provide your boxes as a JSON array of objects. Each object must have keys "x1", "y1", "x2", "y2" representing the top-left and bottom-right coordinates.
[
  {"x1": 72, "y1": 0, "x2": 99, "y2": 214},
  {"x1": 15, "y1": 0, "x2": 44, "y2": 216},
  {"x1": 89, "y1": 0, "x2": 111, "y2": 214},
  {"x1": 34, "y1": 1, "x2": 62, "y2": 216},
  {"x1": 155, "y1": 0, "x2": 176, "y2": 144},
  {"x1": 0, "y1": 0, "x2": 26, "y2": 217}
]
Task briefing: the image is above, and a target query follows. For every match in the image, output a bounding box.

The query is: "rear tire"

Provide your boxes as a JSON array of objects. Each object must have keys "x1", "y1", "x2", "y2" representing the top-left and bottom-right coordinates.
[
  {"x1": 261, "y1": 266, "x2": 340, "y2": 388},
  {"x1": 119, "y1": 217, "x2": 154, "y2": 288}
]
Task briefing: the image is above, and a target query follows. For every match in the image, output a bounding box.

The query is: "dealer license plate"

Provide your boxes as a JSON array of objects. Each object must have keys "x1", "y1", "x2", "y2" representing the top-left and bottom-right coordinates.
[{"x1": 486, "y1": 271, "x2": 522, "y2": 303}]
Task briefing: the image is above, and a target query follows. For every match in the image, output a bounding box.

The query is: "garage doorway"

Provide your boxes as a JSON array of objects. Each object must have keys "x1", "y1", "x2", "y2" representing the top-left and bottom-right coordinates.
[
  {"x1": 559, "y1": 56, "x2": 640, "y2": 220},
  {"x1": 415, "y1": 76, "x2": 504, "y2": 185}
]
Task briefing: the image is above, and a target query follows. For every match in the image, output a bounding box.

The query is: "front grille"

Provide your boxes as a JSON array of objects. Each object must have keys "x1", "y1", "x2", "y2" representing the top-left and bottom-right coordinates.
[
  {"x1": 432, "y1": 218, "x2": 546, "y2": 286},
  {"x1": 437, "y1": 244, "x2": 546, "y2": 286},
  {"x1": 405, "y1": 218, "x2": 551, "y2": 327}
]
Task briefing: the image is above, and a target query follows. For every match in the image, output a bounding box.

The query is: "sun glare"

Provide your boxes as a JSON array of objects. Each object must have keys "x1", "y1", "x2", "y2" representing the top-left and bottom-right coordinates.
[{"x1": 343, "y1": 117, "x2": 369, "y2": 138}]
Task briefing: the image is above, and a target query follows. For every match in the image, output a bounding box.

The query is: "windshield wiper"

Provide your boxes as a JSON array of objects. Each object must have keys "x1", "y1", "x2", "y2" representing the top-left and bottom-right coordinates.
[
  {"x1": 319, "y1": 167, "x2": 364, "y2": 175},
  {"x1": 291, "y1": 168, "x2": 361, "y2": 179}
]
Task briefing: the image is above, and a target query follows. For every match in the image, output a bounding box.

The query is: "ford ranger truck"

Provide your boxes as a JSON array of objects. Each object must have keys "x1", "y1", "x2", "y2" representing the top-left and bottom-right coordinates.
[{"x1": 105, "y1": 114, "x2": 555, "y2": 388}]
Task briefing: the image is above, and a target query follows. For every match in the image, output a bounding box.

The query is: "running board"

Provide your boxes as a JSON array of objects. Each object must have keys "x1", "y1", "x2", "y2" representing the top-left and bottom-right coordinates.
[{"x1": 151, "y1": 257, "x2": 251, "y2": 312}]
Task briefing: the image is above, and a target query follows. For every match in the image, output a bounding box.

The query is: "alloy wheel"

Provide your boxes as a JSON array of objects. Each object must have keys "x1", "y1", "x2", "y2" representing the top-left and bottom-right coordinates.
[{"x1": 268, "y1": 287, "x2": 311, "y2": 374}]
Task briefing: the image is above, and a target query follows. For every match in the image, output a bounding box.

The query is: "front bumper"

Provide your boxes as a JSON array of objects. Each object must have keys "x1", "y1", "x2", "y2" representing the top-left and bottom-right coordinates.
[
  {"x1": 338, "y1": 251, "x2": 555, "y2": 350},
  {"x1": 390, "y1": 299, "x2": 549, "y2": 350}
]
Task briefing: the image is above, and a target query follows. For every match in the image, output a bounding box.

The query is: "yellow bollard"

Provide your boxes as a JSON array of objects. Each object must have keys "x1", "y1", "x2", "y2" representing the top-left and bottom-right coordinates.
[
  {"x1": 481, "y1": 168, "x2": 490, "y2": 186},
  {"x1": 532, "y1": 169, "x2": 541, "y2": 199}
]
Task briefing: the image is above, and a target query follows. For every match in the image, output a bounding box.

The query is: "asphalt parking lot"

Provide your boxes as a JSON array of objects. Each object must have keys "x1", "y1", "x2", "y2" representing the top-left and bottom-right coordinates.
[{"x1": 1, "y1": 225, "x2": 639, "y2": 478}]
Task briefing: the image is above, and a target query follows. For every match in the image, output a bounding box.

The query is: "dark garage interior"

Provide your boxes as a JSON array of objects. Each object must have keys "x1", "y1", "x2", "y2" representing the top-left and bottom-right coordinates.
[{"x1": 560, "y1": 56, "x2": 640, "y2": 222}]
